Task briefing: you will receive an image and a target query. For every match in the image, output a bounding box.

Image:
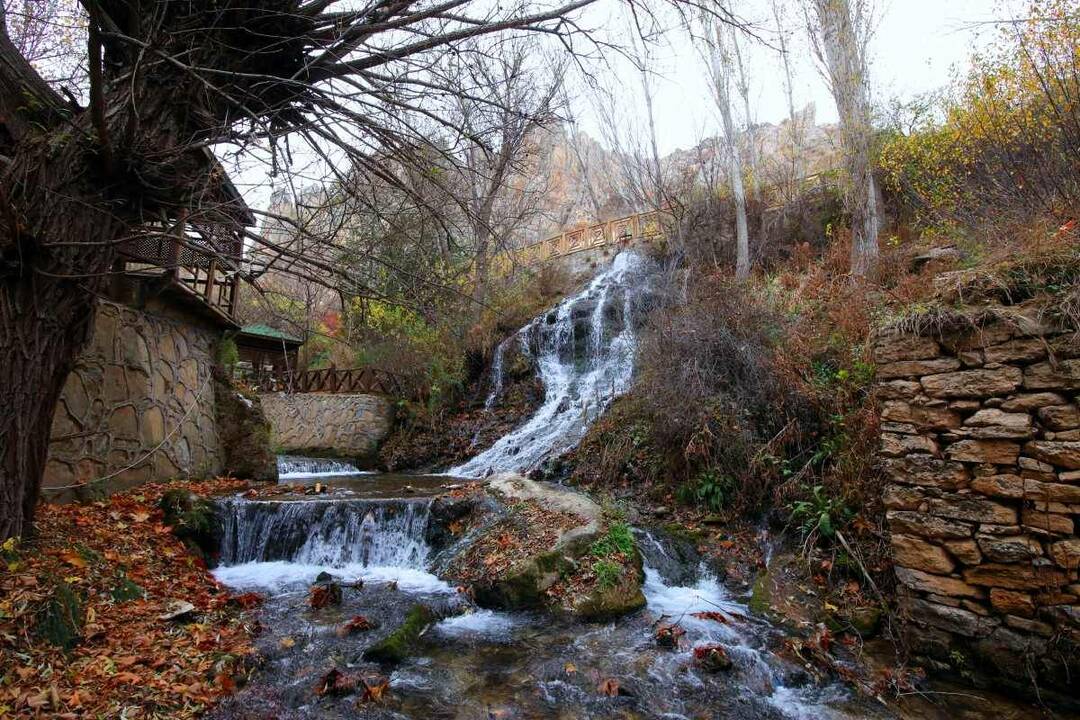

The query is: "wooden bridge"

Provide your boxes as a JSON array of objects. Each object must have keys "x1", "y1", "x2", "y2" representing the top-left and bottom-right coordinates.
[{"x1": 499, "y1": 209, "x2": 666, "y2": 271}]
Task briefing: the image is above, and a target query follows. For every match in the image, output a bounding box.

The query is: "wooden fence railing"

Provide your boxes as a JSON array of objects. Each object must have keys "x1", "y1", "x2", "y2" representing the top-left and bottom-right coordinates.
[
  {"x1": 497, "y1": 209, "x2": 666, "y2": 272},
  {"x1": 258, "y1": 366, "x2": 412, "y2": 396}
]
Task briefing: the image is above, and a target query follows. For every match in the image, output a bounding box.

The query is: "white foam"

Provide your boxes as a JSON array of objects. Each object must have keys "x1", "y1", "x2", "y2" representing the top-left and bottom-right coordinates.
[
  {"x1": 435, "y1": 609, "x2": 522, "y2": 638},
  {"x1": 212, "y1": 561, "x2": 454, "y2": 595}
]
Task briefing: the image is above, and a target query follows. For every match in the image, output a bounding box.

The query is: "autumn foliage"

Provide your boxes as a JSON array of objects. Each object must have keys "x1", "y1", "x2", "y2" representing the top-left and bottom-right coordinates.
[{"x1": 0, "y1": 479, "x2": 255, "y2": 718}]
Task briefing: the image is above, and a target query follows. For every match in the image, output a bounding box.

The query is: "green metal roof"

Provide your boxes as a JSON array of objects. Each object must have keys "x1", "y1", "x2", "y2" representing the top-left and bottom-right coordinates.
[{"x1": 239, "y1": 324, "x2": 303, "y2": 344}]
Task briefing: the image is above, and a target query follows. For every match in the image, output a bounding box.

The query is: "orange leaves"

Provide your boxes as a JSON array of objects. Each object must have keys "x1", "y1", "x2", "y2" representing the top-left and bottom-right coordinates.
[
  {"x1": 596, "y1": 677, "x2": 620, "y2": 697},
  {"x1": 0, "y1": 477, "x2": 255, "y2": 719},
  {"x1": 338, "y1": 615, "x2": 375, "y2": 636},
  {"x1": 309, "y1": 583, "x2": 342, "y2": 610},
  {"x1": 227, "y1": 592, "x2": 265, "y2": 610},
  {"x1": 359, "y1": 675, "x2": 390, "y2": 704},
  {"x1": 693, "y1": 643, "x2": 733, "y2": 672},
  {"x1": 690, "y1": 611, "x2": 729, "y2": 624},
  {"x1": 654, "y1": 622, "x2": 686, "y2": 649}
]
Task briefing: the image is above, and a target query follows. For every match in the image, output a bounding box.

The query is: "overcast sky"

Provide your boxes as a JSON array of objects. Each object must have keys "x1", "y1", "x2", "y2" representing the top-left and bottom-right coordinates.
[
  {"x1": 227, "y1": 0, "x2": 1021, "y2": 213},
  {"x1": 572, "y1": 0, "x2": 1021, "y2": 155}
]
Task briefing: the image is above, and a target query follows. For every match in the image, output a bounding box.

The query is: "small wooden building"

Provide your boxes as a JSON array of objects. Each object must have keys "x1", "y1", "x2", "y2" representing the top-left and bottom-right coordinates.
[{"x1": 235, "y1": 324, "x2": 303, "y2": 380}]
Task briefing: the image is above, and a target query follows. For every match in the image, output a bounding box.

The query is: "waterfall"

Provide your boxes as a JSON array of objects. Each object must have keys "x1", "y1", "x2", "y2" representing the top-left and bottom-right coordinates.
[
  {"x1": 450, "y1": 251, "x2": 649, "y2": 478},
  {"x1": 216, "y1": 497, "x2": 433, "y2": 568},
  {"x1": 277, "y1": 455, "x2": 369, "y2": 479}
]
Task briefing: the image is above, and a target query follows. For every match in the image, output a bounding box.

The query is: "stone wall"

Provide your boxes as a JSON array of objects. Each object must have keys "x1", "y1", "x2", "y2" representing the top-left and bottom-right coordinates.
[
  {"x1": 873, "y1": 310, "x2": 1079, "y2": 695},
  {"x1": 45, "y1": 299, "x2": 225, "y2": 497},
  {"x1": 261, "y1": 393, "x2": 394, "y2": 465}
]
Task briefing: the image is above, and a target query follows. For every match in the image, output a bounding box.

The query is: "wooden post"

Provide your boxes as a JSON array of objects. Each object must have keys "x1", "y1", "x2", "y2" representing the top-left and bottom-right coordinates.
[
  {"x1": 166, "y1": 208, "x2": 187, "y2": 281},
  {"x1": 203, "y1": 257, "x2": 217, "y2": 302}
]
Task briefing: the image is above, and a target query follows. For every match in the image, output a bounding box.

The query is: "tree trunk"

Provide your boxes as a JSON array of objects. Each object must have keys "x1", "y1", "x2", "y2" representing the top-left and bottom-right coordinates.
[
  {"x1": 0, "y1": 273, "x2": 102, "y2": 539},
  {"x1": 0, "y1": 21, "x2": 121, "y2": 539}
]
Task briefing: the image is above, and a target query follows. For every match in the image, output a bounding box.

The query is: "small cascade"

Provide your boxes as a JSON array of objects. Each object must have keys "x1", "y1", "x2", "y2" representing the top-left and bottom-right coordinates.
[
  {"x1": 216, "y1": 497, "x2": 433, "y2": 568},
  {"x1": 483, "y1": 338, "x2": 507, "y2": 410},
  {"x1": 277, "y1": 455, "x2": 367, "y2": 479},
  {"x1": 450, "y1": 251, "x2": 650, "y2": 477}
]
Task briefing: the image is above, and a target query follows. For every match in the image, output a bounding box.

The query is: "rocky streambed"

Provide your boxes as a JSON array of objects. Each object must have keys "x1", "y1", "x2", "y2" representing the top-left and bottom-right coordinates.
[{"x1": 200, "y1": 471, "x2": 893, "y2": 720}]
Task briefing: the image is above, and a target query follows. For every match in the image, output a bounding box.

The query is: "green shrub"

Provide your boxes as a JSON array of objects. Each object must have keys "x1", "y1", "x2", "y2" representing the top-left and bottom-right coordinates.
[
  {"x1": 592, "y1": 559, "x2": 622, "y2": 590},
  {"x1": 789, "y1": 485, "x2": 851, "y2": 541}
]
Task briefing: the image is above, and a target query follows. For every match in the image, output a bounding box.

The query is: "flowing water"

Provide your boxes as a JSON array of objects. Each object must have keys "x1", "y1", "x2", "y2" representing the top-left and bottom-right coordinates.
[
  {"x1": 449, "y1": 251, "x2": 650, "y2": 478},
  {"x1": 209, "y1": 258, "x2": 887, "y2": 718}
]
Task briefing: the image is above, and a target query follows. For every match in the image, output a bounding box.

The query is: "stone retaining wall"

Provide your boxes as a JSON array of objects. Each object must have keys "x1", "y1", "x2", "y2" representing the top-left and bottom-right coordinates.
[
  {"x1": 45, "y1": 299, "x2": 224, "y2": 497},
  {"x1": 874, "y1": 309, "x2": 1079, "y2": 694},
  {"x1": 261, "y1": 393, "x2": 394, "y2": 465}
]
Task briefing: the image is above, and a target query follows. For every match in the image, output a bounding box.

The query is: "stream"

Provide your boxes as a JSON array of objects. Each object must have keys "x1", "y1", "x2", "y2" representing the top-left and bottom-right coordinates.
[
  {"x1": 210, "y1": 460, "x2": 887, "y2": 719},
  {"x1": 209, "y1": 253, "x2": 886, "y2": 718}
]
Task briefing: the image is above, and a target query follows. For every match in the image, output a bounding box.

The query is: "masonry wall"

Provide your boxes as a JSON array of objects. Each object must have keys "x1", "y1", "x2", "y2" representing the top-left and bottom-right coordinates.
[
  {"x1": 45, "y1": 299, "x2": 224, "y2": 498},
  {"x1": 873, "y1": 310, "x2": 1079, "y2": 694},
  {"x1": 261, "y1": 393, "x2": 394, "y2": 466}
]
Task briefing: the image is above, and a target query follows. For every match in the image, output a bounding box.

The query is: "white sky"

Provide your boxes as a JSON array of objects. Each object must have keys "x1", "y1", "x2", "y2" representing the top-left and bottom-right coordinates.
[
  {"x1": 571, "y1": 0, "x2": 1021, "y2": 155},
  {"x1": 227, "y1": 0, "x2": 1022, "y2": 213}
]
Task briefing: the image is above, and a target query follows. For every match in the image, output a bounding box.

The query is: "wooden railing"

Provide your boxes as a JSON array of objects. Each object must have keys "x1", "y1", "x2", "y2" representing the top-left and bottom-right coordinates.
[
  {"x1": 498, "y1": 209, "x2": 666, "y2": 271},
  {"x1": 257, "y1": 366, "x2": 412, "y2": 396}
]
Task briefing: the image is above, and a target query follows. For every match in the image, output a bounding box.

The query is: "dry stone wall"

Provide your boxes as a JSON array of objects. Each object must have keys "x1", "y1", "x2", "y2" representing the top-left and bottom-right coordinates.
[
  {"x1": 261, "y1": 393, "x2": 394, "y2": 466},
  {"x1": 874, "y1": 311, "x2": 1079, "y2": 694},
  {"x1": 45, "y1": 299, "x2": 224, "y2": 498}
]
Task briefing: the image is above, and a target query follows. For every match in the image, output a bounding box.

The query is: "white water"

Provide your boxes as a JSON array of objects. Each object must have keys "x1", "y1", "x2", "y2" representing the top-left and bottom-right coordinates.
[
  {"x1": 277, "y1": 455, "x2": 373, "y2": 479},
  {"x1": 212, "y1": 560, "x2": 453, "y2": 596},
  {"x1": 451, "y1": 251, "x2": 648, "y2": 477}
]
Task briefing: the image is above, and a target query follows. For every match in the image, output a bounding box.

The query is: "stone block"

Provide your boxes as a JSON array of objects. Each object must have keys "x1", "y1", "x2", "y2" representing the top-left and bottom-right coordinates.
[
  {"x1": 894, "y1": 567, "x2": 982, "y2": 598},
  {"x1": 963, "y1": 563, "x2": 1070, "y2": 590},
  {"x1": 109, "y1": 404, "x2": 139, "y2": 440},
  {"x1": 1023, "y1": 360, "x2": 1080, "y2": 391},
  {"x1": 925, "y1": 494, "x2": 1017, "y2": 524},
  {"x1": 983, "y1": 338, "x2": 1047, "y2": 364},
  {"x1": 1023, "y1": 441, "x2": 1080, "y2": 470},
  {"x1": 1021, "y1": 509, "x2": 1074, "y2": 536},
  {"x1": 880, "y1": 433, "x2": 940, "y2": 458},
  {"x1": 876, "y1": 380, "x2": 922, "y2": 400},
  {"x1": 1060, "y1": 469, "x2": 1080, "y2": 482},
  {"x1": 945, "y1": 439, "x2": 1020, "y2": 465},
  {"x1": 963, "y1": 408, "x2": 1032, "y2": 434},
  {"x1": 886, "y1": 511, "x2": 973, "y2": 540},
  {"x1": 1000, "y1": 392, "x2": 1067, "y2": 412},
  {"x1": 971, "y1": 474, "x2": 1080, "y2": 503},
  {"x1": 976, "y1": 534, "x2": 1043, "y2": 563},
  {"x1": 141, "y1": 407, "x2": 165, "y2": 446},
  {"x1": 1048, "y1": 539, "x2": 1080, "y2": 570},
  {"x1": 943, "y1": 539, "x2": 982, "y2": 565},
  {"x1": 989, "y1": 588, "x2": 1035, "y2": 617},
  {"x1": 883, "y1": 485, "x2": 927, "y2": 510},
  {"x1": 903, "y1": 597, "x2": 998, "y2": 636},
  {"x1": 921, "y1": 367, "x2": 1023, "y2": 399},
  {"x1": 881, "y1": 456, "x2": 968, "y2": 489},
  {"x1": 1038, "y1": 404, "x2": 1080, "y2": 431},
  {"x1": 1004, "y1": 615, "x2": 1055, "y2": 637},
  {"x1": 881, "y1": 401, "x2": 962, "y2": 431},
  {"x1": 878, "y1": 358, "x2": 961, "y2": 380},
  {"x1": 874, "y1": 335, "x2": 941, "y2": 363},
  {"x1": 892, "y1": 534, "x2": 956, "y2": 574}
]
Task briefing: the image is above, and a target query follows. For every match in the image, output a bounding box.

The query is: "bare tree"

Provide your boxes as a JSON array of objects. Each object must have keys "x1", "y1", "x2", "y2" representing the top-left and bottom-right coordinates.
[
  {"x1": 807, "y1": 0, "x2": 879, "y2": 276},
  {"x1": 771, "y1": 0, "x2": 803, "y2": 201},
  {"x1": 701, "y1": 9, "x2": 751, "y2": 280},
  {"x1": 0, "y1": 0, "x2": 615, "y2": 540},
  {"x1": 451, "y1": 40, "x2": 564, "y2": 309}
]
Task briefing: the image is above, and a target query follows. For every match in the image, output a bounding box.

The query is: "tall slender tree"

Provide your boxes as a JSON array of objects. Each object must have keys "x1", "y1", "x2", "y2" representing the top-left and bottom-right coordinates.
[{"x1": 807, "y1": 0, "x2": 880, "y2": 276}]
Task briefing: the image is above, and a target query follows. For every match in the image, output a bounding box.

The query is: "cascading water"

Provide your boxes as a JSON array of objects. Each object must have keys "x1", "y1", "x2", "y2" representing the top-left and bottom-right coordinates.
[
  {"x1": 451, "y1": 251, "x2": 650, "y2": 477},
  {"x1": 277, "y1": 455, "x2": 369, "y2": 479},
  {"x1": 217, "y1": 497, "x2": 433, "y2": 567}
]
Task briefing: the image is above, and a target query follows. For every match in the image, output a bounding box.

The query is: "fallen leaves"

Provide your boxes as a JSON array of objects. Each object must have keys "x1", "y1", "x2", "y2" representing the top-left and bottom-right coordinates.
[
  {"x1": 0, "y1": 478, "x2": 256, "y2": 718},
  {"x1": 654, "y1": 622, "x2": 686, "y2": 649},
  {"x1": 690, "y1": 610, "x2": 729, "y2": 624},
  {"x1": 338, "y1": 615, "x2": 375, "y2": 636},
  {"x1": 308, "y1": 582, "x2": 343, "y2": 610},
  {"x1": 596, "y1": 677, "x2": 620, "y2": 697},
  {"x1": 693, "y1": 644, "x2": 733, "y2": 672}
]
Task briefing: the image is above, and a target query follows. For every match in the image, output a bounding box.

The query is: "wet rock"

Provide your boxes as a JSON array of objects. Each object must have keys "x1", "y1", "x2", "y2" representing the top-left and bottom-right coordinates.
[
  {"x1": 315, "y1": 571, "x2": 333, "y2": 583},
  {"x1": 309, "y1": 582, "x2": 343, "y2": 609},
  {"x1": 693, "y1": 644, "x2": 733, "y2": 672},
  {"x1": 213, "y1": 370, "x2": 277, "y2": 481},
  {"x1": 362, "y1": 604, "x2": 437, "y2": 664}
]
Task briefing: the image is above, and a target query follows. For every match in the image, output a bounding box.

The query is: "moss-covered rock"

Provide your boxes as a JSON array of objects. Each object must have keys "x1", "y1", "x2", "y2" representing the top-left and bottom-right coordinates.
[
  {"x1": 571, "y1": 572, "x2": 647, "y2": 621},
  {"x1": 158, "y1": 488, "x2": 217, "y2": 557},
  {"x1": 362, "y1": 604, "x2": 437, "y2": 664},
  {"x1": 749, "y1": 570, "x2": 772, "y2": 615},
  {"x1": 471, "y1": 548, "x2": 569, "y2": 610},
  {"x1": 213, "y1": 369, "x2": 277, "y2": 481},
  {"x1": 36, "y1": 580, "x2": 84, "y2": 650}
]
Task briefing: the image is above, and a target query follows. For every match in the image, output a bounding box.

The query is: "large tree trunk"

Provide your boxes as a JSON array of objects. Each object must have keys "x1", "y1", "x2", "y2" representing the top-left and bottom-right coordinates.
[
  {"x1": 0, "y1": 274, "x2": 102, "y2": 539},
  {"x1": 0, "y1": 19, "x2": 121, "y2": 539}
]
